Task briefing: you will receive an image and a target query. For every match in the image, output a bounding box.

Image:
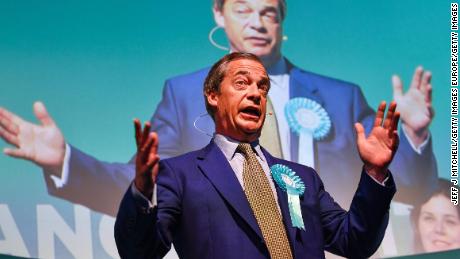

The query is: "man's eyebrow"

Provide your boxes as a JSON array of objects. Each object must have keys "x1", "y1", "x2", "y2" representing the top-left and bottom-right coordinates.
[
  {"x1": 234, "y1": 0, "x2": 248, "y2": 4},
  {"x1": 261, "y1": 6, "x2": 278, "y2": 13},
  {"x1": 258, "y1": 77, "x2": 270, "y2": 87},
  {"x1": 233, "y1": 70, "x2": 250, "y2": 77}
]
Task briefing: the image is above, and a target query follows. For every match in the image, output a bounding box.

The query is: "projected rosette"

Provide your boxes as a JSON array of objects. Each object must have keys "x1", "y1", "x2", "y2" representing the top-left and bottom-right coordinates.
[{"x1": 285, "y1": 98, "x2": 331, "y2": 167}]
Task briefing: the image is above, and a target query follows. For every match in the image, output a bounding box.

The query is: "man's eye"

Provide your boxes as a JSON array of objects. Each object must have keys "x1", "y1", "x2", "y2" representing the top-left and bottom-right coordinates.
[
  {"x1": 236, "y1": 8, "x2": 251, "y2": 13},
  {"x1": 233, "y1": 5, "x2": 252, "y2": 16},
  {"x1": 260, "y1": 85, "x2": 268, "y2": 91},
  {"x1": 235, "y1": 80, "x2": 248, "y2": 88},
  {"x1": 261, "y1": 11, "x2": 279, "y2": 23}
]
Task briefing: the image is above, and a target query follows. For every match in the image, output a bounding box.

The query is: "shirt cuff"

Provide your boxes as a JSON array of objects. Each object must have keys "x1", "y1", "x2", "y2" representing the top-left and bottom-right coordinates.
[
  {"x1": 402, "y1": 125, "x2": 430, "y2": 154},
  {"x1": 131, "y1": 182, "x2": 157, "y2": 209},
  {"x1": 368, "y1": 174, "x2": 390, "y2": 187},
  {"x1": 49, "y1": 143, "x2": 71, "y2": 188},
  {"x1": 364, "y1": 167, "x2": 390, "y2": 187}
]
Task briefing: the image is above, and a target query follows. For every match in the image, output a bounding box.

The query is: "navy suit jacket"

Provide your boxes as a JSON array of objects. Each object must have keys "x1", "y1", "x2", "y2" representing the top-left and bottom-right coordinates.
[
  {"x1": 44, "y1": 61, "x2": 436, "y2": 216},
  {"x1": 114, "y1": 141, "x2": 396, "y2": 259}
]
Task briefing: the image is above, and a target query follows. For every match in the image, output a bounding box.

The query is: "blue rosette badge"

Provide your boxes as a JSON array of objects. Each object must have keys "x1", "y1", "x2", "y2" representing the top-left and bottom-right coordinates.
[
  {"x1": 270, "y1": 164, "x2": 306, "y2": 230},
  {"x1": 285, "y1": 98, "x2": 331, "y2": 167}
]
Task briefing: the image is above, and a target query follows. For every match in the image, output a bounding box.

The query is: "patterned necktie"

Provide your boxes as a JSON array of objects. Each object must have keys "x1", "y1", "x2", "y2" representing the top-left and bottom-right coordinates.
[
  {"x1": 259, "y1": 97, "x2": 283, "y2": 158},
  {"x1": 237, "y1": 143, "x2": 293, "y2": 259}
]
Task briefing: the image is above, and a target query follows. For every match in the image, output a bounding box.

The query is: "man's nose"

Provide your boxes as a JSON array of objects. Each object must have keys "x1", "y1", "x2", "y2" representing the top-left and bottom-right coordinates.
[
  {"x1": 248, "y1": 12, "x2": 265, "y2": 31},
  {"x1": 246, "y1": 83, "x2": 261, "y2": 103}
]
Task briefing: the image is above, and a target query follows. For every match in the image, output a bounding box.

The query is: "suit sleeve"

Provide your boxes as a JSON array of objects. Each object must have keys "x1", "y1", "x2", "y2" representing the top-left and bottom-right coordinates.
[
  {"x1": 42, "y1": 80, "x2": 184, "y2": 216},
  {"x1": 43, "y1": 145, "x2": 135, "y2": 216},
  {"x1": 114, "y1": 160, "x2": 182, "y2": 259},
  {"x1": 150, "y1": 80, "x2": 184, "y2": 159},
  {"x1": 318, "y1": 169, "x2": 396, "y2": 258},
  {"x1": 352, "y1": 86, "x2": 438, "y2": 204}
]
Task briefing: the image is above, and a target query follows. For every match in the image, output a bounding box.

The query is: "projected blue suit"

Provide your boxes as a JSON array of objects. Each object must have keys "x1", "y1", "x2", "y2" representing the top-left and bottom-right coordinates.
[
  {"x1": 114, "y1": 141, "x2": 396, "y2": 259},
  {"x1": 43, "y1": 61, "x2": 437, "y2": 216}
]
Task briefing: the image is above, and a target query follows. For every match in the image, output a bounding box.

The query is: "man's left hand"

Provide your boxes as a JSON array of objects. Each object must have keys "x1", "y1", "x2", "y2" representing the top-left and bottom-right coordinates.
[
  {"x1": 355, "y1": 101, "x2": 400, "y2": 183},
  {"x1": 392, "y1": 66, "x2": 434, "y2": 147}
]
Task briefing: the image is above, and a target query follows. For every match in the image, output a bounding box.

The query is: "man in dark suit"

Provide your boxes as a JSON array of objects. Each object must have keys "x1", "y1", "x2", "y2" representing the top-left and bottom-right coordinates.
[
  {"x1": 115, "y1": 52, "x2": 399, "y2": 259},
  {"x1": 0, "y1": 0, "x2": 435, "y2": 216}
]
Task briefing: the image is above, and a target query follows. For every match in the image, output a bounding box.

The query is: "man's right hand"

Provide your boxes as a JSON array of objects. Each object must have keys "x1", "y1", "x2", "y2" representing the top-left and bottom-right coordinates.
[
  {"x1": 133, "y1": 119, "x2": 160, "y2": 199},
  {"x1": 0, "y1": 101, "x2": 65, "y2": 176}
]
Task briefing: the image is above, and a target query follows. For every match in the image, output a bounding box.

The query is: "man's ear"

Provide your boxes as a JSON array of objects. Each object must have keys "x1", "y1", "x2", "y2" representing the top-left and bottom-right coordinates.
[
  {"x1": 207, "y1": 91, "x2": 219, "y2": 110},
  {"x1": 213, "y1": 4, "x2": 225, "y2": 28}
]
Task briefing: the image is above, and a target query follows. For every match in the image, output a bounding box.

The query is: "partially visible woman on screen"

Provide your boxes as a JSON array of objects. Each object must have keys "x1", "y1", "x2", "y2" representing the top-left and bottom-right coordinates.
[{"x1": 411, "y1": 178, "x2": 460, "y2": 253}]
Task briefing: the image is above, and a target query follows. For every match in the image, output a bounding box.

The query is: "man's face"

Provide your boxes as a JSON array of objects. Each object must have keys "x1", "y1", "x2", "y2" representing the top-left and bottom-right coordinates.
[
  {"x1": 208, "y1": 58, "x2": 270, "y2": 142},
  {"x1": 214, "y1": 0, "x2": 283, "y2": 62},
  {"x1": 418, "y1": 195, "x2": 460, "y2": 252}
]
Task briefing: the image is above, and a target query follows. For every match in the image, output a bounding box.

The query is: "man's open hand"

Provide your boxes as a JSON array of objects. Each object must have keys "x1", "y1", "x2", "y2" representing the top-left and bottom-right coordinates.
[
  {"x1": 0, "y1": 102, "x2": 65, "y2": 176},
  {"x1": 393, "y1": 66, "x2": 433, "y2": 147},
  {"x1": 355, "y1": 101, "x2": 400, "y2": 183},
  {"x1": 133, "y1": 119, "x2": 159, "y2": 199}
]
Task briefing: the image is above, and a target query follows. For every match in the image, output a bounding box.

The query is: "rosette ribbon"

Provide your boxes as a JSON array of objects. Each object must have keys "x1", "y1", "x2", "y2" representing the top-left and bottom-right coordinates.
[
  {"x1": 284, "y1": 98, "x2": 331, "y2": 167},
  {"x1": 270, "y1": 164, "x2": 306, "y2": 230}
]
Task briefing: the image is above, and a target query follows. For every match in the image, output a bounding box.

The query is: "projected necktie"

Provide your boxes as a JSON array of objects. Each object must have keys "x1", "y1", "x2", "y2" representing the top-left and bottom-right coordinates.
[
  {"x1": 237, "y1": 143, "x2": 293, "y2": 259},
  {"x1": 259, "y1": 97, "x2": 283, "y2": 158}
]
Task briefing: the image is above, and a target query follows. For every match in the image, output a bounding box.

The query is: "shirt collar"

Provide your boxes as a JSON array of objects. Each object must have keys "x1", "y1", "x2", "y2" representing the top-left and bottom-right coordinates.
[{"x1": 213, "y1": 133, "x2": 265, "y2": 162}]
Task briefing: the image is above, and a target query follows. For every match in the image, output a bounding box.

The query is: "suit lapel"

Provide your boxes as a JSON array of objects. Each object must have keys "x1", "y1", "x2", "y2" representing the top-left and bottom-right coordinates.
[
  {"x1": 261, "y1": 147, "x2": 297, "y2": 253},
  {"x1": 196, "y1": 142, "x2": 264, "y2": 240},
  {"x1": 288, "y1": 66, "x2": 324, "y2": 164}
]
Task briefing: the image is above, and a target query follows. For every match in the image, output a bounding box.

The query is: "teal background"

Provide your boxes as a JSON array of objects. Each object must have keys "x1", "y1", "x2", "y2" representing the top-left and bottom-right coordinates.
[{"x1": 0, "y1": 0, "x2": 452, "y2": 258}]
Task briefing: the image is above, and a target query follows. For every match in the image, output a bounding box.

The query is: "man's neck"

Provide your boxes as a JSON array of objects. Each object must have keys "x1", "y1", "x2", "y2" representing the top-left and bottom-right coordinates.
[{"x1": 214, "y1": 128, "x2": 260, "y2": 143}]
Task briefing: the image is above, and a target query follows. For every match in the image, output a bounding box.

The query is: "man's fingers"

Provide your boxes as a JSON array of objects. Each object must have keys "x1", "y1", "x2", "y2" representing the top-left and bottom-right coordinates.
[
  {"x1": 391, "y1": 130, "x2": 400, "y2": 150},
  {"x1": 151, "y1": 162, "x2": 160, "y2": 182},
  {"x1": 392, "y1": 75, "x2": 403, "y2": 99},
  {"x1": 151, "y1": 131, "x2": 159, "y2": 154},
  {"x1": 420, "y1": 70, "x2": 432, "y2": 92},
  {"x1": 3, "y1": 148, "x2": 27, "y2": 159},
  {"x1": 374, "y1": 101, "x2": 386, "y2": 127},
  {"x1": 146, "y1": 154, "x2": 160, "y2": 169},
  {"x1": 390, "y1": 111, "x2": 400, "y2": 134},
  {"x1": 383, "y1": 101, "x2": 397, "y2": 129},
  {"x1": 354, "y1": 123, "x2": 366, "y2": 143},
  {"x1": 410, "y1": 66, "x2": 424, "y2": 90},
  {"x1": 425, "y1": 83, "x2": 433, "y2": 104},
  {"x1": 0, "y1": 107, "x2": 24, "y2": 126},
  {"x1": 33, "y1": 101, "x2": 56, "y2": 127},
  {"x1": 141, "y1": 132, "x2": 155, "y2": 152},
  {"x1": 140, "y1": 132, "x2": 155, "y2": 162},
  {"x1": 0, "y1": 114, "x2": 19, "y2": 135},
  {"x1": 0, "y1": 127, "x2": 19, "y2": 147},
  {"x1": 134, "y1": 119, "x2": 142, "y2": 148},
  {"x1": 141, "y1": 121, "x2": 151, "y2": 145}
]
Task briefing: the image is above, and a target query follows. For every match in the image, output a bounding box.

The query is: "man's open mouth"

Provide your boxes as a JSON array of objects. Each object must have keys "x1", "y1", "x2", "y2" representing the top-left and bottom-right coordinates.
[{"x1": 240, "y1": 106, "x2": 261, "y2": 119}]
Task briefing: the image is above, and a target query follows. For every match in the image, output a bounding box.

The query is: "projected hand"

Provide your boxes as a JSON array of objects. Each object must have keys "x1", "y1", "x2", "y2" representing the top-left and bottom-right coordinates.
[
  {"x1": 392, "y1": 66, "x2": 434, "y2": 147},
  {"x1": 134, "y1": 119, "x2": 160, "y2": 199},
  {"x1": 0, "y1": 102, "x2": 65, "y2": 176},
  {"x1": 355, "y1": 101, "x2": 400, "y2": 183}
]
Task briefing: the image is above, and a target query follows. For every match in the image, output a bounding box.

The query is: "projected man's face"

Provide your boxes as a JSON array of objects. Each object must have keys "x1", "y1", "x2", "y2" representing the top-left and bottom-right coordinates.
[{"x1": 214, "y1": 0, "x2": 283, "y2": 64}]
